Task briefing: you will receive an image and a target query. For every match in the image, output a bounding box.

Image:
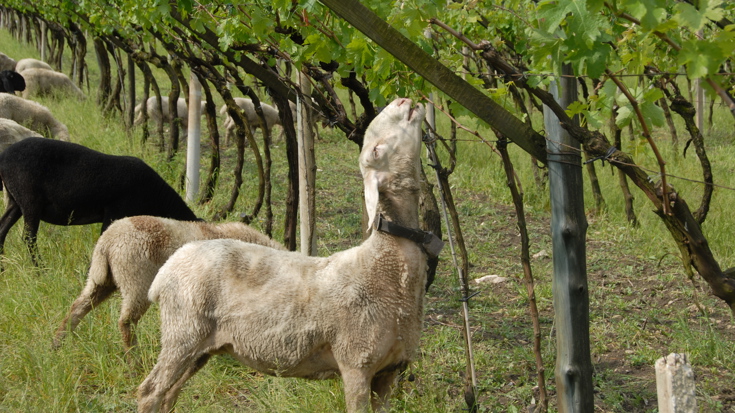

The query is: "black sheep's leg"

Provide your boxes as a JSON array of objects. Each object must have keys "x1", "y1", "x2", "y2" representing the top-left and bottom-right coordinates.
[
  {"x1": 0, "y1": 199, "x2": 23, "y2": 260},
  {"x1": 21, "y1": 214, "x2": 41, "y2": 266}
]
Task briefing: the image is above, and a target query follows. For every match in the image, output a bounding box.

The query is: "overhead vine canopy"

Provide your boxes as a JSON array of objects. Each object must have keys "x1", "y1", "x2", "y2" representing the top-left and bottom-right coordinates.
[
  {"x1": 6, "y1": 0, "x2": 734, "y2": 127},
  {"x1": 2, "y1": 0, "x2": 734, "y2": 312}
]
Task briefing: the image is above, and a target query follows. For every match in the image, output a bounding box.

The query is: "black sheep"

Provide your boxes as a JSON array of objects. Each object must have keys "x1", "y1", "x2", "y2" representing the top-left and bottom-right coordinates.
[
  {"x1": 0, "y1": 70, "x2": 25, "y2": 94},
  {"x1": 0, "y1": 137, "x2": 198, "y2": 264}
]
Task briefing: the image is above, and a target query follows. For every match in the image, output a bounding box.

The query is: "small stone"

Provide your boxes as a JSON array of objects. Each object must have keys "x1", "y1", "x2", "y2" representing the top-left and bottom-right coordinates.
[
  {"x1": 532, "y1": 250, "x2": 549, "y2": 259},
  {"x1": 475, "y1": 274, "x2": 509, "y2": 284}
]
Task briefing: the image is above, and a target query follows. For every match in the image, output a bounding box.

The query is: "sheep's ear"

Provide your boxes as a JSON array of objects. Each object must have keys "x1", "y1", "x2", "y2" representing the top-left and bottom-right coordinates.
[{"x1": 364, "y1": 169, "x2": 381, "y2": 230}]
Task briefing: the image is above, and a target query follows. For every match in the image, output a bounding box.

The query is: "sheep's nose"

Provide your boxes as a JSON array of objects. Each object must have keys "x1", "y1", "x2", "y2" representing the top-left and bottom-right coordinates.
[{"x1": 396, "y1": 98, "x2": 410, "y2": 106}]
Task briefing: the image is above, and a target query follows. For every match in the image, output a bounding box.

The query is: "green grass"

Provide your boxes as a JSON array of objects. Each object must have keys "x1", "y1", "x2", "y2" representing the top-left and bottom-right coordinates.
[{"x1": 1, "y1": 27, "x2": 735, "y2": 412}]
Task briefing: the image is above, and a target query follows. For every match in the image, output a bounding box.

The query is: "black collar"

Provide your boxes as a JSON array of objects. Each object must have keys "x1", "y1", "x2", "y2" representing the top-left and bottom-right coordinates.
[{"x1": 373, "y1": 214, "x2": 444, "y2": 258}]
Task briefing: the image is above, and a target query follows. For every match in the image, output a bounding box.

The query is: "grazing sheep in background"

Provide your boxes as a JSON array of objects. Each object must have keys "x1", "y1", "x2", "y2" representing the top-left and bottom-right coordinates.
[
  {"x1": 0, "y1": 138, "x2": 198, "y2": 264},
  {"x1": 134, "y1": 96, "x2": 185, "y2": 129},
  {"x1": 138, "y1": 98, "x2": 437, "y2": 413},
  {"x1": 219, "y1": 97, "x2": 283, "y2": 144},
  {"x1": 0, "y1": 52, "x2": 15, "y2": 72},
  {"x1": 0, "y1": 118, "x2": 39, "y2": 152},
  {"x1": 14, "y1": 58, "x2": 52, "y2": 73},
  {"x1": 53, "y1": 216, "x2": 285, "y2": 351},
  {"x1": 19, "y1": 68, "x2": 84, "y2": 99},
  {"x1": 133, "y1": 96, "x2": 205, "y2": 132},
  {"x1": 221, "y1": 98, "x2": 324, "y2": 145},
  {"x1": 0, "y1": 70, "x2": 25, "y2": 94},
  {"x1": 0, "y1": 93, "x2": 69, "y2": 141}
]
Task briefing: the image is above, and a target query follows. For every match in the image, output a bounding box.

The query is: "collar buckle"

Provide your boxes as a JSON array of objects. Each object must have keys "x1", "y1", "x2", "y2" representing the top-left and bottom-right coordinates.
[{"x1": 374, "y1": 215, "x2": 444, "y2": 258}]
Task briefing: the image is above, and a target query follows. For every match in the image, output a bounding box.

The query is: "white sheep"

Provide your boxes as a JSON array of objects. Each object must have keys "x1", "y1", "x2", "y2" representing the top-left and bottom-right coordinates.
[
  {"x1": 0, "y1": 118, "x2": 40, "y2": 152},
  {"x1": 134, "y1": 96, "x2": 205, "y2": 133},
  {"x1": 14, "y1": 58, "x2": 53, "y2": 73},
  {"x1": 0, "y1": 93, "x2": 70, "y2": 141},
  {"x1": 0, "y1": 52, "x2": 16, "y2": 72},
  {"x1": 219, "y1": 97, "x2": 283, "y2": 144},
  {"x1": 19, "y1": 68, "x2": 84, "y2": 99},
  {"x1": 138, "y1": 98, "x2": 433, "y2": 413},
  {"x1": 53, "y1": 215, "x2": 285, "y2": 351}
]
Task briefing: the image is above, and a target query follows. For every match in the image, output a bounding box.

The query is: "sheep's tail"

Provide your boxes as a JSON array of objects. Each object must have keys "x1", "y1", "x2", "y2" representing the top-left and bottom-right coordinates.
[
  {"x1": 148, "y1": 248, "x2": 181, "y2": 303},
  {"x1": 147, "y1": 270, "x2": 164, "y2": 303},
  {"x1": 87, "y1": 242, "x2": 113, "y2": 289},
  {"x1": 149, "y1": 242, "x2": 199, "y2": 303}
]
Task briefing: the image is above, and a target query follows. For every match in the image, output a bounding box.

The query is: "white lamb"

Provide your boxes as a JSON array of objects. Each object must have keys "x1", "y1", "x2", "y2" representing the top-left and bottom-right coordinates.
[
  {"x1": 0, "y1": 93, "x2": 70, "y2": 141},
  {"x1": 53, "y1": 215, "x2": 285, "y2": 351},
  {"x1": 19, "y1": 68, "x2": 85, "y2": 99},
  {"x1": 14, "y1": 58, "x2": 53, "y2": 73},
  {"x1": 134, "y1": 96, "x2": 205, "y2": 132},
  {"x1": 138, "y1": 98, "x2": 435, "y2": 413},
  {"x1": 0, "y1": 52, "x2": 15, "y2": 72},
  {"x1": 0, "y1": 118, "x2": 40, "y2": 152}
]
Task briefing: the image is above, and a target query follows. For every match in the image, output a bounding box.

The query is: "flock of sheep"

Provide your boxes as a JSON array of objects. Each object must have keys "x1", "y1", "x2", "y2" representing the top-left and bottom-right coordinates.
[{"x1": 0, "y1": 49, "x2": 437, "y2": 413}]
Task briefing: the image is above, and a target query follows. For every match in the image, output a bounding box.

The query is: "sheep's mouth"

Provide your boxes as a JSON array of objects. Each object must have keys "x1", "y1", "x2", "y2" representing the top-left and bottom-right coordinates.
[
  {"x1": 405, "y1": 102, "x2": 423, "y2": 123},
  {"x1": 408, "y1": 105, "x2": 418, "y2": 121}
]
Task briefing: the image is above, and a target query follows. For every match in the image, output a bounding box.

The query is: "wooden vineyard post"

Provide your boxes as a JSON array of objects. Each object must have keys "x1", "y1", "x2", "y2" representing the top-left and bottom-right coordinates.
[
  {"x1": 185, "y1": 72, "x2": 201, "y2": 203},
  {"x1": 543, "y1": 66, "x2": 594, "y2": 412},
  {"x1": 297, "y1": 70, "x2": 316, "y2": 256}
]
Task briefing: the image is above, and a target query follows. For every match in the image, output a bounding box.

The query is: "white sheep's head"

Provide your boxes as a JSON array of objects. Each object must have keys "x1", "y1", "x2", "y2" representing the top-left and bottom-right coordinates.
[{"x1": 359, "y1": 98, "x2": 426, "y2": 229}]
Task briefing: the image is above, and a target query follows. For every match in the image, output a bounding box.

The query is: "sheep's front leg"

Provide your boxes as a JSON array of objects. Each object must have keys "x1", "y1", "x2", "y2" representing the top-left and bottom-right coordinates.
[
  {"x1": 138, "y1": 351, "x2": 197, "y2": 413},
  {"x1": 341, "y1": 368, "x2": 373, "y2": 413},
  {"x1": 160, "y1": 354, "x2": 211, "y2": 412}
]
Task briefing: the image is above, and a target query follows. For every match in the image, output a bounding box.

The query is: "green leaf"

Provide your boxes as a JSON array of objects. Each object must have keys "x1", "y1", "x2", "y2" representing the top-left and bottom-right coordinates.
[
  {"x1": 177, "y1": 0, "x2": 193, "y2": 14},
  {"x1": 640, "y1": 101, "x2": 665, "y2": 127},
  {"x1": 620, "y1": 0, "x2": 667, "y2": 31},
  {"x1": 642, "y1": 88, "x2": 664, "y2": 103},
  {"x1": 536, "y1": 0, "x2": 576, "y2": 34},
  {"x1": 565, "y1": 100, "x2": 588, "y2": 117},
  {"x1": 345, "y1": 36, "x2": 374, "y2": 69},
  {"x1": 675, "y1": 0, "x2": 724, "y2": 31},
  {"x1": 674, "y1": 2, "x2": 707, "y2": 30},
  {"x1": 584, "y1": 109, "x2": 605, "y2": 129},
  {"x1": 616, "y1": 105, "x2": 633, "y2": 128},
  {"x1": 566, "y1": 43, "x2": 612, "y2": 79}
]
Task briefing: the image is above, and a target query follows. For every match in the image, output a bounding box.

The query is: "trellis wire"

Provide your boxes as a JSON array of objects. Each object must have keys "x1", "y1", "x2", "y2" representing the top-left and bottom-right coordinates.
[{"x1": 432, "y1": 132, "x2": 735, "y2": 194}]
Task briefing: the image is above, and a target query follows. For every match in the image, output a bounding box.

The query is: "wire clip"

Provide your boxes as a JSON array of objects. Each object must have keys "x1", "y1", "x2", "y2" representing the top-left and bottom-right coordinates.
[
  {"x1": 459, "y1": 291, "x2": 481, "y2": 302},
  {"x1": 584, "y1": 146, "x2": 617, "y2": 165}
]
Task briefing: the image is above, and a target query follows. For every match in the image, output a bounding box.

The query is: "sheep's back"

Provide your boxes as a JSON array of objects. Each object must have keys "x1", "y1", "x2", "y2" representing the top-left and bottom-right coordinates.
[
  {"x1": 14, "y1": 58, "x2": 52, "y2": 73},
  {"x1": 0, "y1": 119, "x2": 39, "y2": 152},
  {"x1": 20, "y1": 68, "x2": 83, "y2": 99},
  {"x1": 150, "y1": 239, "x2": 325, "y2": 305},
  {"x1": 0, "y1": 93, "x2": 66, "y2": 138},
  {"x1": 97, "y1": 217, "x2": 281, "y2": 296}
]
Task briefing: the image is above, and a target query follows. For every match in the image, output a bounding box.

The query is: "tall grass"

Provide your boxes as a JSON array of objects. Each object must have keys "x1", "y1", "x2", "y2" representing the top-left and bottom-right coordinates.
[{"x1": 1, "y1": 26, "x2": 734, "y2": 413}]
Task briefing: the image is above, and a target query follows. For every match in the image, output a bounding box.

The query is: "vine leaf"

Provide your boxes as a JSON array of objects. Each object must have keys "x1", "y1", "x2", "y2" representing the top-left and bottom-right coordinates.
[
  {"x1": 620, "y1": 0, "x2": 667, "y2": 30},
  {"x1": 674, "y1": 0, "x2": 724, "y2": 31}
]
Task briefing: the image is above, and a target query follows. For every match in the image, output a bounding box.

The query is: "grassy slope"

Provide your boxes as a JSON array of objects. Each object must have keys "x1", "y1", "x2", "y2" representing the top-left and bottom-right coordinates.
[{"x1": 0, "y1": 28, "x2": 733, "y2": 412}]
